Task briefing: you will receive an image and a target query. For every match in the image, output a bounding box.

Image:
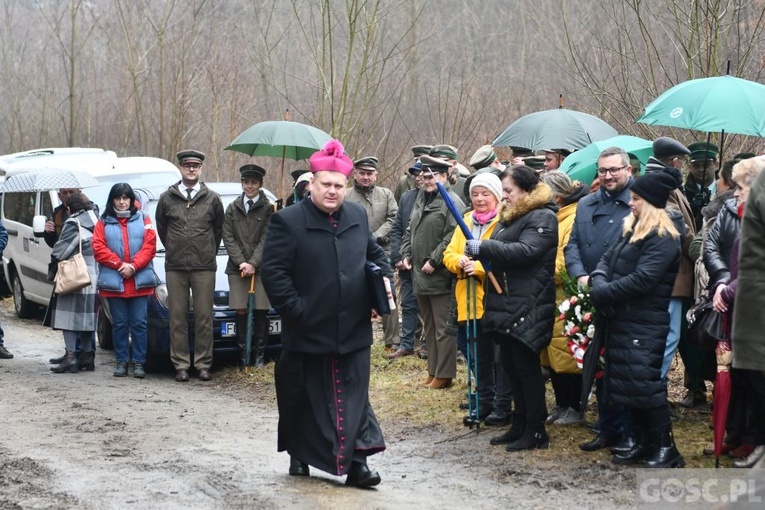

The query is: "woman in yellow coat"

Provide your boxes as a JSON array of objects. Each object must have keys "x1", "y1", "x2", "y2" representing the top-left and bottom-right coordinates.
[
  {"x1": 444, "y1": 173, "x2": 503, "y2": 422},
  {"x1": 541, "y1": 171, "x2": 589, "y2": 425}
]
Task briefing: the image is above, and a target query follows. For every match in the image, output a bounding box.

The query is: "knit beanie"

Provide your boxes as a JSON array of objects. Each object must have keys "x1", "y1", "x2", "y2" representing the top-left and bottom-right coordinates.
[
  {"x1": 631, "y1": 170, "x2": 676, "y2": 209},
  {"x1": 468, "y1": 172, "x2": 503, "y2": 204},
  {"x1": 309, "y1": 140, "x2": 354, "y2": 176}
]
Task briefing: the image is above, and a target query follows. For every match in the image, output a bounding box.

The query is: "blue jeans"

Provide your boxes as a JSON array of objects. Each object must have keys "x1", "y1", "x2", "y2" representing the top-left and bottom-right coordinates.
[
  {"x1": 661, "y1": 298, "x2": 682, "y2": 380},
  {"x1": 108, "y1": 296, "x2": 150, "y2": 364},
  {"x1": 398, "y1": 271, "x2": 420, "y2": 351}
]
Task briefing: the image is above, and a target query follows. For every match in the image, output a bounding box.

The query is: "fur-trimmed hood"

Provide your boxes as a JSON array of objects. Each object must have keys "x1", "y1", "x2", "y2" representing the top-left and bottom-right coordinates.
[{"x1": 499, "y1": 182, "x2": 557, "y2": 224}]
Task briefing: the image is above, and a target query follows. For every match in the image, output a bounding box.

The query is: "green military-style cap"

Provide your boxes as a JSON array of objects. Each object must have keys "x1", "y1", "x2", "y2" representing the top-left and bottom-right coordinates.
[
  {"x1": 688, "y1": 142, "x2": 719, "y2": 162},
  {"x1": 239, "y1": 164, "x2": 266, "y2": 181},
  {"x1": 511, "y1": 146, "x2": 533, "y2": 158},
  {"x1": 419, "y1": 155, "x2": 452, "y2": 173},
  {"x1": 734, "y1": 152, "x2": 756, "y2": 161},
  {"x1": 411, "y1": 145, "x2": 433, "y2": 157},
  {"x1": 353, "y1": 156, "x2": 379, "y2": 171},
  {"x1": 523, "y1": 155, "x2": 546, "y2": 171},
  {"x1": 430, "y1": 144, "x2": 459, "y2": 160},
  {"x1": 469, "y1": 145, "x2": 497, "y2": 170},
  {"x1": 177, "y1": 149, "x2": 205, "y2": 164}
]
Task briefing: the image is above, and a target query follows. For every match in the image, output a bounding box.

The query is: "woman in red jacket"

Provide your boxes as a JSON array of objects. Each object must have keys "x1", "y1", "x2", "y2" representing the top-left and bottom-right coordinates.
[{"x1": 92, "y1": 183, "x2": 158, "y2": 378}]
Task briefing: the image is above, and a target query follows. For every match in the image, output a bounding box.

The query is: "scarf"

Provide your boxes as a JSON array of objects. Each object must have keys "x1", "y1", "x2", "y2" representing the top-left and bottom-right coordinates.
[{"x1": 471, "y1": 209, "x2": 497, "y2": 226}]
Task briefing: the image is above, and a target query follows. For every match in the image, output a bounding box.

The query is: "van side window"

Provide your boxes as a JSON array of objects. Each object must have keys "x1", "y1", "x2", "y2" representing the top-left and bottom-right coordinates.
[
  {"x1": 4, "y1": 192, "x2": 36, "y2": 226},
  {"x1": 41, "y1": 191, "x2": 53, "y2": 219}
]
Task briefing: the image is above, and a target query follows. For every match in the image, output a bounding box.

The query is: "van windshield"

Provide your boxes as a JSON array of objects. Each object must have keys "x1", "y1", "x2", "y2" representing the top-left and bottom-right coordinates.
[{"x1": 87, "y1": 171, "x2": 180, "y2": 209}]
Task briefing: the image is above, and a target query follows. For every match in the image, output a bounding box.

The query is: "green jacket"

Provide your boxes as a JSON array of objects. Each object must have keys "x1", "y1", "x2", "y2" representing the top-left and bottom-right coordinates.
[
  {"x1": 156, "y1": 182, "x2": 224, "y2": 272},
  {"x1": 222, "y1": 191, "x2": 273, "y2": 275},
  {"x1": 401, "y1": 187, "x2": 464, "y2": 295}
]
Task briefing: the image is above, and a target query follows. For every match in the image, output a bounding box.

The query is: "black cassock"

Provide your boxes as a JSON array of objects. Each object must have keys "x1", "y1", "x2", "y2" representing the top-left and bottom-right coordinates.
[{"x1": 275, "y1": 346, "x2": 385, "y2": 476}]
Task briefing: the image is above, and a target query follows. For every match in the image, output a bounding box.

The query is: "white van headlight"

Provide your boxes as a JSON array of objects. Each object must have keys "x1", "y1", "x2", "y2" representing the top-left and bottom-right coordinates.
[{"x1": 155, "y1": 284, "x2": 169, "y2": 309}]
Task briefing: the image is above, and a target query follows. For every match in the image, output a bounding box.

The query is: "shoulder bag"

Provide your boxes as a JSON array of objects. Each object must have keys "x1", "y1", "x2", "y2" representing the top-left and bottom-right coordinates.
[
  {"x1": 54, "y1": 218, "x2": 92, "y2": 295},
  {"x1": 686, "y1": 295, "x2": 725, "y2": 350}
]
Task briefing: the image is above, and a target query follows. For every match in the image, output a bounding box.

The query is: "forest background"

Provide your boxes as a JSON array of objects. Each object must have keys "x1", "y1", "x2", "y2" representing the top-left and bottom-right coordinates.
[{"x1": 2, "y1": 0, "x2": 764, "y2": 195}]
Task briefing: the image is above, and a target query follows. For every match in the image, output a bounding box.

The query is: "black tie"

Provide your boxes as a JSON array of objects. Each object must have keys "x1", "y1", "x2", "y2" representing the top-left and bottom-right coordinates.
[
  {"x1": 247, "y1": 199, "x2": 254, "y2": 212},
  {"x1": 185, "y1": 188, "x2": 193, "y2": 201}
]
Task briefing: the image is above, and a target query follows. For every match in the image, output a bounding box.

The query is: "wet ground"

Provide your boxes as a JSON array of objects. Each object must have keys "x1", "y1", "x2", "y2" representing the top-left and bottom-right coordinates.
[{"x1": 0, "y1": 299, "x2": 639, "y2": 509}]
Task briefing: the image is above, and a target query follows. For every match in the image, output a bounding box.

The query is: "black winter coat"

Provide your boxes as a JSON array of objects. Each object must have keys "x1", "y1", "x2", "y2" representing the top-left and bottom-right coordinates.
[
  {"x1": 589, "y1": 226, "x2": 680, "y2": 409},
  {"x1": 261, "y1": 198, "x2": 391, "y2": 355},
  {"x1": 478, "y1": 183, "x2": 558, "y2": 354},
  {"x1": 703, "y1": 198, "x2": 740, "y2": 289}
]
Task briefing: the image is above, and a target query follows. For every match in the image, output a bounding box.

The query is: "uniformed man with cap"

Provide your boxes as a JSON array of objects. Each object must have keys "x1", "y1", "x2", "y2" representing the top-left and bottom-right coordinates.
[
  {"x1": 684, "y1": 141, "x2": 719, "y2": 231},
  {"x1": 394, "y1": 145, "x2": 432, "y2": 202},
  {"x1": 430, "y1": 144, "x2": 469, "y2": 198},
  {"x1": 465, "y1": 145, "x2": 505, "y2": 204},
  {"x1": 222, "y1": 164, "x2": 274, "y2": 368},
  {"x1": 645, "y1": 137, "x2": 703, "y2": 407},
  {"x1": 389, "y1": 161, "x2": 426, "y2": 359},
  {"x1": 346, "y1": 156, "x2": 400, "y2": 351},
  {"x1": 543, "y1": 149, "x2": 571, "y2": 172},
  {"x1": 156, "y1": 150, "x2": 224, "y2": 382},
  {"x1": 401, "y1": 155, "x2": 465, "y2": 389}
]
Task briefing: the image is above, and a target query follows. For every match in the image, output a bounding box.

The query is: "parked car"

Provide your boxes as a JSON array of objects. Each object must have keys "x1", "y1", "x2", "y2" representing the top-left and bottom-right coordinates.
[{"x1": 96, "y1": 182, "x2": 283, "y2": 370}]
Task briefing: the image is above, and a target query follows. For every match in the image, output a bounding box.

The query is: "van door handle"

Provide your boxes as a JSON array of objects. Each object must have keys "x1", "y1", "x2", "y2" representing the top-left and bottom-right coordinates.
[{"x1": 7, "y1": 229, "x2": 18, "y2": 236}]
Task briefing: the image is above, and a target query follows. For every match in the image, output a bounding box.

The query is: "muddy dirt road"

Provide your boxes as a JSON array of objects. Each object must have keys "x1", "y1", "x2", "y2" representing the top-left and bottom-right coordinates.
[{"x1": 0, "y1": 300, "x2": 637, "y2": 509}]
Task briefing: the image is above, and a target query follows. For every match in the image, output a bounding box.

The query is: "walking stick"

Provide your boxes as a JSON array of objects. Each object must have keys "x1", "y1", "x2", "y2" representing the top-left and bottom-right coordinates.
[
  {"x1": 243, "y1": 272, "x2": 256, "y2": 374},
  {"x1": 463, "y1": 276, "x2": 481, "y2": 429}
]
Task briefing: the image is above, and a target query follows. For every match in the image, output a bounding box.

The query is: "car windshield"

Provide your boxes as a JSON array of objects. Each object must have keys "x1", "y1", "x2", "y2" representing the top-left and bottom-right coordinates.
[{"x1": 142, "y1": 193, "x2": 240, "y2": 253}]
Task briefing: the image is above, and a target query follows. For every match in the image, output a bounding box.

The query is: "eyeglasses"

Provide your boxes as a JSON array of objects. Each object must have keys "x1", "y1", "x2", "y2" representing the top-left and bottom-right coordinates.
[
  {"x1": 596, "y1": 165, "x2": 627, "y2": 176},
  {"x1": 181, "y1": 163, "x2": 201, "y2": 169}
]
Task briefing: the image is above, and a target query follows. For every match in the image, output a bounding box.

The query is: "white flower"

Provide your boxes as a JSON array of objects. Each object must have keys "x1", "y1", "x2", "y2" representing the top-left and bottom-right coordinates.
[
  {"x1": 565, "y1": 321, "x2": 575, "y2": 333},
  {"x1": 574, "y1": 305, "x2": 582, "y2": 321},
  {"x1": 560, "y1": 300, "x2": 571, "y2": 313},
  {"x1": 587, "y1": 324, "x2": 596, "y2": 338},
  {"x1": 578, "y1": 293, "x2": 584, "y2": 299}
]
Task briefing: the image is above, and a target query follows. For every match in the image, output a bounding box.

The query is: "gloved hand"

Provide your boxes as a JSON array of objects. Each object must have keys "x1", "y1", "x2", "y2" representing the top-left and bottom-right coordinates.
[
  {"x1": 465, "y1": 239, "x2": 482, "y2": 257},
  {"x1": 690, "y1": 190, "x2": 710, "y2": 211},
  {"x1": 376, "y1": 235, "x2": 389, "y2": 246}
]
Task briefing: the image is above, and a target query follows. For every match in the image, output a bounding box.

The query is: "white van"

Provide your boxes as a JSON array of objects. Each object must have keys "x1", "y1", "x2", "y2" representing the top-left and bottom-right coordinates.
[{"x1": 0, "y1": 148, "x2": 181, "y2": 317}]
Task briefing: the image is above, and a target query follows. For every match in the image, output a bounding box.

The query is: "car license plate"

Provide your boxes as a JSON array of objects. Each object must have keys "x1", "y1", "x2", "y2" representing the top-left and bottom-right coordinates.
[
  {"x1": 269, "y1": 319, "x2": 281, "y2": 335},
  {"x1": 221, "y1": 322, "x2": 236, "y2": 337}
]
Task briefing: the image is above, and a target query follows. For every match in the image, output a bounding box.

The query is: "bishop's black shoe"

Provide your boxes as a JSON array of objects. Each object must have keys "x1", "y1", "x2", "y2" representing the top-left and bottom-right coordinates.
[
  {"x1": 288, "y1": 457, "x2": 309, "y2": 477},
  {"x1": 345, "y1": 461, "x2": 381, "y2": 487}
]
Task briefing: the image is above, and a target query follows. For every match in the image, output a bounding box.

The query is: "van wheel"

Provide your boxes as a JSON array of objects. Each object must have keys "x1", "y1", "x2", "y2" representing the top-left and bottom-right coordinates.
[
  {"x1": 97, "y1": 307, "x2": 114, "y2": 350},
  {"x1": 11, "y1": 270, "x2": 37, "y2": 319}
]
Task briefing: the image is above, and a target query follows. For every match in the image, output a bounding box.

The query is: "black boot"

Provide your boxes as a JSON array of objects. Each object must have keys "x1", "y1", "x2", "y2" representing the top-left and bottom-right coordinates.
[
  {"x1": 288, "y1": 456, "x2": 309, "y2": 476},
  {"x1": 253, "y1": 310, "x2": 269, "y2": 368},
  {"x1": 612, "y1": 430, "x2": 653, "y2": 465},
  {"x1": 49, "y1": 351, "x2": 67, "y2": 364},
  {"x1": 50, "y1": 351, "x2": 79, "y2": 373},
  {"x1": 78, "y1": 351, "x2": 95, "y2": 371},
  {"x1": 345, "y1": 461, "x2": 381, "y2": 487},
  {"x1": 235, "y1": 314, "x2": 249, "y2": 369},
  {"x1": 644, "y1": 428, "x2": 685, "y2": 468},
  {"x1": 490, "y1": 413, "x2": 525, "y2": 445},
  {"x1": 505, "y1": 428, "x2": 550, "y2": 452}
]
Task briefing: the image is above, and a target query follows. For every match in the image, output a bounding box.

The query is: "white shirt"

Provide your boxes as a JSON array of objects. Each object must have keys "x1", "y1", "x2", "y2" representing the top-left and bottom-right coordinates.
[{"x1": 178, "y1": 183, "x2": 201, "y2": 200}]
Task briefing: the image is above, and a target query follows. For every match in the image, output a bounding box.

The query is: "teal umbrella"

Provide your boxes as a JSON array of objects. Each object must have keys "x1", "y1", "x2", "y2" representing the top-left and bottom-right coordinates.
[
  {"x1": 225, "y1": 120, "x2": 332, "y2": 202},
  {"x1": 637, "y1": 76, "x2": 765, "y2": 136},
  {"x1": 493, "y1": 108, "x2": 618, "y2": 151},
  {"x1": 558, "y1": 135, "x2": 653, "y2": 186}
]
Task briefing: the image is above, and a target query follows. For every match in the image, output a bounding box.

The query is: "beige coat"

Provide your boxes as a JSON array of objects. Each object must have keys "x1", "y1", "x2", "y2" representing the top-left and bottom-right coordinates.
[{"x1": 345, "y1": 183, "x2": 398, "y2": 253}]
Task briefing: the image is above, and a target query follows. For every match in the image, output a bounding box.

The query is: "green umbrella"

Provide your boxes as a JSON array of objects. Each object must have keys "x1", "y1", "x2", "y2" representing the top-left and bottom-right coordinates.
[
  {"x1": 493, "y1": 108, "x2": 618, "y2": 151},
  {"x1": 558, "y1": 135, "x2": 653, "y2": 186},
  {"x1": 225, "y1": 120, "x2": 332, "y2": 202},
  {"x1": 637, "y1": 76, "x2": 765, "y2": 136}
]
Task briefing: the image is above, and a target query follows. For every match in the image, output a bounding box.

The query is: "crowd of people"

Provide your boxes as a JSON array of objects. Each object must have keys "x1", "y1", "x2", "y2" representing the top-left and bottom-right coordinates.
[{"x1": 2, "y1": 134, "x2": 764, "y2": 487}]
